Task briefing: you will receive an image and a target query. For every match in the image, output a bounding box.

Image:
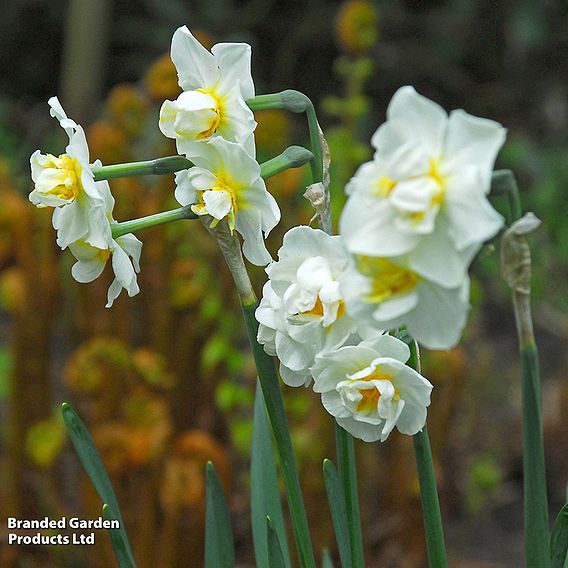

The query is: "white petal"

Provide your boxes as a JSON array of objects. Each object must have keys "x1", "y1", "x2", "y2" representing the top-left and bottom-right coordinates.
[
  {"x1": 280, "y1": 364, "x2": 312, "y2": 388},
  {"x1": 409, "y1": 279, "x2": 470, "y2": 350},
  {"x1": 386, "y1": 86, "x2": 447, "y2": 156},
  {"x1": 171, "y1": 26, "x2": 219, "y2": 90},
  {"x1": 212, "y1": 42, "x2": 255, "y2": 100},
  {"x1": 445, "y1": 179, "x2": 504, "y2": 249},
  {"x1": 407, "y1": 215, "x2": 476, "y2": 288},
  {"x1": 202, "y1": 189, "x2": 232, "y2": 220},
  {"x1": 234, "y1": 209, "x2": 272, "y2": 266},
  {"x1": 444, "y1": 109, "x2": 506, "y2": 189},
  {"x1": 340, "y1": 191, "x2": 418, "y2": 257}
]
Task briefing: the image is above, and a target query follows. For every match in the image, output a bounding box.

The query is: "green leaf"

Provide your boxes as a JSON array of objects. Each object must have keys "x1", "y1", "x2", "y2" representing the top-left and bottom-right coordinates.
[
  {"x1": 103, "y1": 504, "x2": 136, "y2": 568},
  {"x1": 252, "y1": 382, "x2": 292, "y2": 568},
  {"x1": 335, "y1": 425, "x2": 364, "y2": 568},
  {"x1": 550, "y1": 503, "x2": 568, "y2": 568},
  {"x1": 241, "y1": 302, "x2": 315, "y2": 568},
  {"x1": 323, "y1": 459, "x2": 352, "y2": 568},
  {"x1": 205, "y1": 461, "x2": 235, "y2": 568},
  {"x1": 321, "y1": 548, "x2": 335, "y2": 568},
  {"x1": 267, "y1": 517, "x2": 287, "y2": 568},
  {"x1": 61, "y1": 403, "x2": 136, "y2": 567}
]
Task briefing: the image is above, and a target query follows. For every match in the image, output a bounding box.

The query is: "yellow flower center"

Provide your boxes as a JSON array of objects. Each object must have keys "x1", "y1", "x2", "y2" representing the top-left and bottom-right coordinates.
[
  {"x1": 427, "y1": 158, "x2": 445, "y2": 205},
  {"x1": 42, "y1": 154, "x2": 83, "y2": 201},
  {"x1": 191, "y1": 172, "x2": 240, "y2": 232},
  {"x1": 349, "y1": 368, "x2": 400, "y2": 413},
  {"x1": 373, "y1": 158, "x2": 447, "y2": 219},
  {"x1": 357, "y1": 256, "x2": 419, "y2": 304},
  {"x1": 195, "y1": 88, "x2": 222, "y2": 138}
]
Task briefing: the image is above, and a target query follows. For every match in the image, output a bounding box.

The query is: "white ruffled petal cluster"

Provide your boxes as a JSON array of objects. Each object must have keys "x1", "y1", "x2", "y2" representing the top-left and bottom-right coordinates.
[
  {"x1": 256, "y1": 226, "x2": 360, "y2": 386},
  {"x1": 29, "y1": 98, "x2": 142, "y2": 307},
  {"x1": 312, "y1": 334, "x2": 432, "y2": 442},
  {"x1": 338, "y1": 86, "x2": 506, "y2": 349},
  {"x1": 159, "y1": 26, "x2": 256, "y2": 156}
]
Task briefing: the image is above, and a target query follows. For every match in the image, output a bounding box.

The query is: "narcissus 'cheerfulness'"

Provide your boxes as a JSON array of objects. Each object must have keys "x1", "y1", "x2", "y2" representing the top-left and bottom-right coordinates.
[
  {"x1": 29, "y1": 97, "x2": 110, "y2": 250},
  {"x1": 159, "y1": 26, "x2": 257, "y2": 156},
  {"x1": 174, "y1": 137, "x2": 280, "y2": 266},
  {"x1": 312, "y1": 334, "x2": 432, "y2": 442},
  {"x1": 256, "y1": 226, "x2": 359, "y2": 386},
  {"x1": 340, "y1": 86, "x2": 506, "y2": 289}
]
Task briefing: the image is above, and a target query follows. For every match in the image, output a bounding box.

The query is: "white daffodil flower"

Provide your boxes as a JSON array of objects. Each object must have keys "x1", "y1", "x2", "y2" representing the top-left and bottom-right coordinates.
[
  {"x1": 340, "y1": 255, "x2": 470, "y2": 350},
  {"x1": 30, "y1": 97, "x2": 109, "y2": 249},
  {"x1": 174, "y1": 136, "x2": 280, "y2": 266},
  {"x1": 159, "y1": 26, "x2": 256, "y2": 156},
  {"x1": 67, "y1": 180, "x2": 142, "y2": 308},
  {"x1": 312, "y1": 334, "x2": 432, "y2": 442},
  {"x1": 340, "y1": 86, "x2": 506, "y2": 288},
  {"x1": 256, "y1": 226, "x2": 359, "y2": 387}
]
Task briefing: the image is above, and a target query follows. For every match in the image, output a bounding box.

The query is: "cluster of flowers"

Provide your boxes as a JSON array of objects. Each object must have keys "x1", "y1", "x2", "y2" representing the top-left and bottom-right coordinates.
[
  {"x1": 256, "y1": 88, "x2": 506, "y2": 442},
  {"x1": 30, "y1": 27, "x2": 506, "y2": 442},
  {"x1": 29, "y1": 26, "x2": 279, "y2": 306}
]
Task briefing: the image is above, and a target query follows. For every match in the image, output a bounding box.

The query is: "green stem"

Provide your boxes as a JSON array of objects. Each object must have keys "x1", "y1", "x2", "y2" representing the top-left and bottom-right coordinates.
[
  {"x1": 512, "y1": 263, "x2": 550, "y2": 567},
  {"x1": 490, "y1": 169, "x2": 523, "y2": 225},
  {"x1": 210, "y1": 223, "x2": 315, "y2": 568},
  {"x1": 247, "y1": 91, "x2": 324, "y2": 185},
  {"x1": 261, "y1": 146, "x2": 314, "y2": 180},
  {"x1": 111, "y1": 206, "x2": 197, "y2": 239},
  {"x1": 407, "y1": 340, "x2": 448, "y2": 568},
  {"x1": 92, "y1": 156, "x2": 192, "y2": 181},
  {"x1": 335, "y1": 424, "x2": 364, "y2": 568}
]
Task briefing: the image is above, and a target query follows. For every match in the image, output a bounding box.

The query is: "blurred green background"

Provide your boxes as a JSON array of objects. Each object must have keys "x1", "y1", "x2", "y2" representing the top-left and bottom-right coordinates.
[{"x1": 1, "y1": 0, "x2": 568, "y2": 566}]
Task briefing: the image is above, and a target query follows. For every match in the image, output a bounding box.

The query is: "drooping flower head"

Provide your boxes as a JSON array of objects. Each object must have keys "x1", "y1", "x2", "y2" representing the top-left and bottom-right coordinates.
[
  {"x1": 340, "y1": 255, "x2": 469, "y2": 350},
  {"x1": 29, "y1": 97, "x2": 109, "y2": 249},
  {"x1": 256, "y1": 226, "x2": 359, "y2": 386},
  {"x1": 312, "y1": 334, "x2": 433, "y2": 442},
  {"x1": 340, "y1": 86, "x2": 506, "y2": 288},
  {"x1": 66, "y1": 181, "x2": 142, "y2": 308},
  {"x1": 159, "y1": 26, "x2": 256, "y2": 156},
  {"x1": 174, "y1": 136, "x2": 280, "y2": 266}
]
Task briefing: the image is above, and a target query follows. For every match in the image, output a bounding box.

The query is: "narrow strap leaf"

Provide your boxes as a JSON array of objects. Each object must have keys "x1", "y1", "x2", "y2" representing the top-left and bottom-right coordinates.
[
  {"x1": 335, "y1": 425, "x2": 364, "y2": 567},
  {"x1": 550, "y1": 503, "x2": 568, "y2": 568},
  {"x1": 205, "y1": 461, "x2": 235, "y2": 568},
  {"x1": 61, "y1": 403, "x2": 136, "y2": 567},
  {"x1": 252, "y1": 382, "x2": 292, "y2": 568},
  {"x1": 323, "y1": 459, "x2": 352, "y2": 568},
  {"x1": 103, "y1": 505, "x2": 136, "y2": 568},
  {"x1": 321, "y1": 548, "x2": 335, "y2": 568},
  {"x1": 267, "y1": 517, "x2": 287, "y2": 568}
]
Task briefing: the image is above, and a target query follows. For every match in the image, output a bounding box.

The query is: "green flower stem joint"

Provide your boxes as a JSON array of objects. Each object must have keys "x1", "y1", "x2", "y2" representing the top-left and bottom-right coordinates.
[{"x1": 247, "y1": 90, "x2": 324, "y2": 185}]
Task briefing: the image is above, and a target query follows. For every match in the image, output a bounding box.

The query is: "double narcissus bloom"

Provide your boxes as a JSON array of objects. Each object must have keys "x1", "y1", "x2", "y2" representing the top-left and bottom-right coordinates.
[
  {"x1": 256, "y1": 226, "x2": 358, "y2": 386},
  {"x1": 335, "y1": 86, "x2": 506, "y2": 350},
  {"x1": 174, "y1": 136, "x2": 280, "y2": 266},
  {"x1": 159, "y1": 26, "x2": 257, "y2": 156},
  {"x1": 29, "y1": 98, "x2": 142, "y2": 307},
  {"x1": 312, "y1": 334, "x2": 432, "y2": 442},
  {"x1": 340, "y1": 86, "x2": 505, "y2": 288},
  {"x1": 340, "y1": 256, "x2": 469, "y2": 350},
  {"x1": 30, "y1": 97, "x2": 110, "y2": 250}
]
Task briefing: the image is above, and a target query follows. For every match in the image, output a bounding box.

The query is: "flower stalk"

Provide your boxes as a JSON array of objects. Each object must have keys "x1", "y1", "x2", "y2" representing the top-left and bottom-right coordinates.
[
  {"x1": 501, "y1": 212, "x2": 549, "y2": 568},
  {"x1": 405, "y1": 337, "x2": 448, "y2": 568},
  {"x1": 111, "y1": 205, "x2": 198, "y2": 240},
  {"x1": 92, "y1": 156, "x2": 192, "y2": 181},
  {"x1": 209, "y1": 220, "x2": 316, "y2": 568}
]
